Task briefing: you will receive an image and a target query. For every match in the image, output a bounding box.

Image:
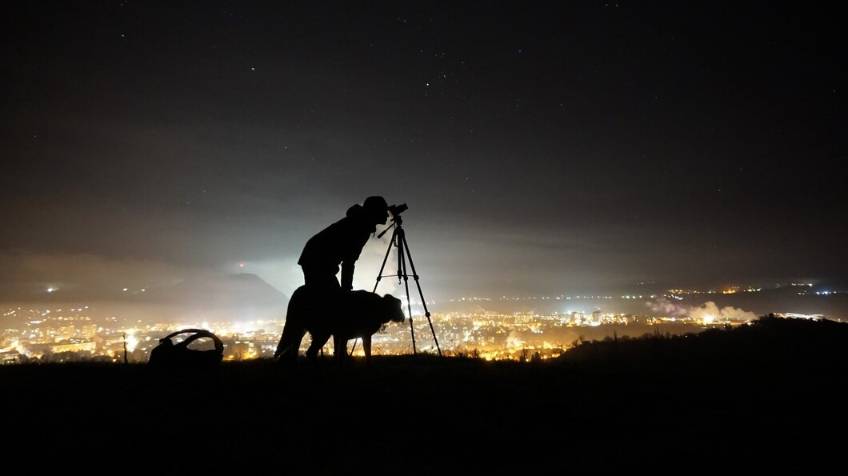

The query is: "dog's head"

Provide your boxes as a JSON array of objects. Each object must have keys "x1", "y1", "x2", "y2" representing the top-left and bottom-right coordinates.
[{"x1": 381, "y1": 294, "x2": 405, "y2": 324}]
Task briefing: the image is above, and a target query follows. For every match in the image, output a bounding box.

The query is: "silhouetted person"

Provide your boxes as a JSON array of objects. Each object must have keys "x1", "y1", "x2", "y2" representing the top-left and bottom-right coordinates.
[{"x1": 298, "y1": 196, "x2": 389, "y2": 293}]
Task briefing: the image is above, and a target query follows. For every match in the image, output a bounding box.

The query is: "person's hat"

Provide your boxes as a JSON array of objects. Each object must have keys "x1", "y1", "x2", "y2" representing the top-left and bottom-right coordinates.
[{"x1": 363, "y1": 196, "x2": 388, "y2": 212}]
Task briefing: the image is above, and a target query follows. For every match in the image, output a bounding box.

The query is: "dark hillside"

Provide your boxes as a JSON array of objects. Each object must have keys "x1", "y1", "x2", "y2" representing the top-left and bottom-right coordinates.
[{"x1": 2, "y1": 316, "x2": 845, "y2": 472}]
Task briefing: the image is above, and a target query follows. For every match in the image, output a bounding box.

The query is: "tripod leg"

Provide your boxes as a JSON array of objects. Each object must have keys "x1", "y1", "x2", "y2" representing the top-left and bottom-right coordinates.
[
  {"x1": 398, "y1": 231, "x2": 417, "y2": 355},
  {"x1": 356, "y1": 226, "x2": 399, "y2": 357},
  {"x1": 401, "y1": 233, "x2": 442, "y2": 357},
  {"x1": 373, "y1": 226, "x2": 398, "y2": 292}
]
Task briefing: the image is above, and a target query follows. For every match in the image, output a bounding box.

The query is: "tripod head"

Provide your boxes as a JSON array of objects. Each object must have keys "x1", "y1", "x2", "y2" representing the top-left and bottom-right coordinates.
[
  {"x1": 377, "y1": 203, "x2": 407, "y2": 238},
  {"x1": 388, "y1": 203, "x2": 408, "y2": 217}
]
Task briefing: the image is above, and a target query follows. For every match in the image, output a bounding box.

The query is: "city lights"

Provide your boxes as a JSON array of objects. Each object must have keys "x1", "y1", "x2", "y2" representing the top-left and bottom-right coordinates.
[
  {"x1": 2, "y1": 282, "x2": 844, "y2": 365},
  {"x1": 0, "y1": 303, "x2": 771, "y2": 365}
]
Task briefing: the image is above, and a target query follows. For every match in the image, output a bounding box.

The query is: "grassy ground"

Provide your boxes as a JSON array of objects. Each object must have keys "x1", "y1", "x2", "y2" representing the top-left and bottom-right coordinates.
[{"x1": 2, "y1": 317, "x2": 846, "y2": 471}]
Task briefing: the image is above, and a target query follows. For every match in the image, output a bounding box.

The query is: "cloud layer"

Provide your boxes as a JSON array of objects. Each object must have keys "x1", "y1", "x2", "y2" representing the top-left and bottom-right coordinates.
[{"x1": 648, "y1": 298, "x2": 757, "y2": 322}]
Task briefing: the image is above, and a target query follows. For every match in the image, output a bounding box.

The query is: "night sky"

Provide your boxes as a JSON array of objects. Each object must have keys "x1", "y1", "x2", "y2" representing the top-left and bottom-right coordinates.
[{"x1": 2, "y1": 1, "x2": 846, "y2": 301}]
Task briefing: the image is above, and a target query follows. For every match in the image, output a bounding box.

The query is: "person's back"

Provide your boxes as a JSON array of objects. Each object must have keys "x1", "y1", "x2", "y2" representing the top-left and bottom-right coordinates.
[
  {"x1": 298, "y1": 205, "x2": 371, "y2": 276},
  {"x1": 297, "y1": 197, "x2": 388, "y2": 291}
]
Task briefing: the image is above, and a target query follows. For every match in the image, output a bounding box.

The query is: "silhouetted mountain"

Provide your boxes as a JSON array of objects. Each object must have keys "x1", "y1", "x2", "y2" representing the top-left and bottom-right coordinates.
[
  {"x1": 112, "y1": 272, "x2": 290, "y2": 322},
  {"x1": 144, "y1": 272, "x2": 287, "y2": 309}
]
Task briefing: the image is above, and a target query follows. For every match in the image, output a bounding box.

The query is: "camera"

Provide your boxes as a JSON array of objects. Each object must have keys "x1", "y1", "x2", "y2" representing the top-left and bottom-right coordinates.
[{"x1": 388, "y1": 203, "x2": 408, "y2": 217}]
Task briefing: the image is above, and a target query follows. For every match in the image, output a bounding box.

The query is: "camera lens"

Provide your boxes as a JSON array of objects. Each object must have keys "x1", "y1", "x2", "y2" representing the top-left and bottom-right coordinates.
[{"x1": 389, "y1": 203, "x2": 408, "y2": 216}]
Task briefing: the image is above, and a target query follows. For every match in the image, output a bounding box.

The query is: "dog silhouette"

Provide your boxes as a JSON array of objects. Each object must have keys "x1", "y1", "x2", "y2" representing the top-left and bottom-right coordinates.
[{"x1": 275, "y1": 287, "x2": 405, "y2": 362}]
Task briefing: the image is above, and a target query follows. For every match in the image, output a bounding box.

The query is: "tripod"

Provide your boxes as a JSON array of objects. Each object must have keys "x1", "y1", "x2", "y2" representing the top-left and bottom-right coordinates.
[{"x1": 353, "y1": 214, "x2": 442, "y2": 356}]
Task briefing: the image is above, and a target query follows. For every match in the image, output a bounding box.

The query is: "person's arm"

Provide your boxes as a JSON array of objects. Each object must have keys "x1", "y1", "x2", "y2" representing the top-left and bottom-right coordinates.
[
  {"x1": 340, "y1": 227, "x2": 370, "y2": 291},
  {"x1": 341, "y1": 261, "x2": 354, "y2": 291}
]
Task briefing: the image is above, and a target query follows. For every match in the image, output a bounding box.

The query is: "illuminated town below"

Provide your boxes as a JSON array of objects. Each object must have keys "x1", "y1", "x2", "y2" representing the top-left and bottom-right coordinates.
[{"x1": 2, "y1": 284, "x2": 838, "y2": 364}]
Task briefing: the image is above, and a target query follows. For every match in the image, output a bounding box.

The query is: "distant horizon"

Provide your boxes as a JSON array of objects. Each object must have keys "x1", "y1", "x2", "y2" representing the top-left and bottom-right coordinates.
[
  {"x1": 3, "y1": 265, "x2": 847, "y2": 298},
  {"x1": 3, "y1": 275, "x2": 847, "y2": 323}
]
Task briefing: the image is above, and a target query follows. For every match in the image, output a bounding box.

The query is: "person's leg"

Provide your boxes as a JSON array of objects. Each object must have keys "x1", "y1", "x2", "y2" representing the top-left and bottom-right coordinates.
[
  {"x1": 303, "y1": 270, "x2": 341, "y2": 333},
  {"x1": 301, "y1": 266, "x2": 344, "y2": 360},
  {"x1": 302, "y1": 266, "x2": 341, "y2": 290}
]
